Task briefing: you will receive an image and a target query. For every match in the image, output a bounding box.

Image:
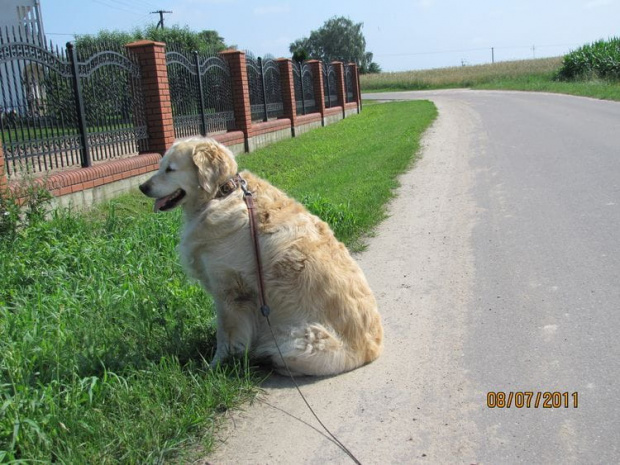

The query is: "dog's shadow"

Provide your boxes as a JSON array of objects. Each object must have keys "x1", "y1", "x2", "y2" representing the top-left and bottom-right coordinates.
[{"x1": 253, "y1": 363, "x2": 338, "y2": 389}]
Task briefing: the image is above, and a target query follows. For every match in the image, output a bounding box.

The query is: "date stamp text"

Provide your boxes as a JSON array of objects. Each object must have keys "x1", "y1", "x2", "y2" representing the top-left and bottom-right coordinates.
[{"x1": 487, "y1": 391, "x2": 579, "y2": 408}]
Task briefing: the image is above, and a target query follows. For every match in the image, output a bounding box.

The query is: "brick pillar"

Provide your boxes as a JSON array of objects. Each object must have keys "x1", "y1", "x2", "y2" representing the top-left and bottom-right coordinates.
[
  {"x1": 220, "y1": 50, "x2": 252, "y2": 150},
  {"x1": 349, "y1": 63, "x2": 361, "y2": 113},
  {"x1": 126, "y1": 40, "x2": 175, "y2": 155},
  {"x1": 307, "y1": 60, "x2": 326, "y2": 122},
  {"x1": 332, "y1": 61, "x2": 347, "y2": 118},
  {"x1": 277, "y1": 59, "x2": 297, "y2": 134},
  {"x1": 0, "y1": 143, "x2": 7, "y2": 193}
]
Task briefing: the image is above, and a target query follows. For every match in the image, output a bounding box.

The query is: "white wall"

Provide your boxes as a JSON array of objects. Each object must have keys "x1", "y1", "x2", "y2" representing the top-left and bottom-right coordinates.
[{"x1": 0, "y1": 0, "x2": 44, "y2": 39}]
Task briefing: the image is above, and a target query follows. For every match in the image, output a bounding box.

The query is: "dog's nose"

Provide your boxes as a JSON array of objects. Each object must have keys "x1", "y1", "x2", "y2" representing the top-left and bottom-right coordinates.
[{"x1": 139, "y1": 182, "x2": 150, "y2": 195}]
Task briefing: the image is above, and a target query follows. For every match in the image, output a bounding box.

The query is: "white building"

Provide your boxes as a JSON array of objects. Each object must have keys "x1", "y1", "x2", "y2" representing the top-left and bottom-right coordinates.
[
  {"x1": 0, "y1": 0, "x2": 45, "y2": 42},
  {"x1": 1, "y1": 0, "x2": 46, "y2": 117}
]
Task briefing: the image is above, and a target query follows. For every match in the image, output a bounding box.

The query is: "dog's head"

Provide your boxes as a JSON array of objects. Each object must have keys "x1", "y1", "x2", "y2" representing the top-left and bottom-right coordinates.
[{"x1": 139, "y1": 137, "x2": 238, "y2": 212}]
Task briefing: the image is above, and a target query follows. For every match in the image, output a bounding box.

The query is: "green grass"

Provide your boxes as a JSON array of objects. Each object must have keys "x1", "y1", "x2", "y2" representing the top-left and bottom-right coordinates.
[
  {"x1": 361, "y1": 56, "x2": 620, "y2": 101},
  {"x1": 239, "y1": 100, "x2": 437, "y2": 250},
  {"x1": 1, "y1": 197, "x2": 257, "y2": 463},
  {"x1": 0, "y1": 100, "x2": 437, "y2": 463}
]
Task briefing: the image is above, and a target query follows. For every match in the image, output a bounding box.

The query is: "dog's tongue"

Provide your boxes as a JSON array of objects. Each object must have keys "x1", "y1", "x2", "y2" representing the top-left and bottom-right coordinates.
[{"x1": 154, "y1": 196, "x2": 170, "y2": 212}]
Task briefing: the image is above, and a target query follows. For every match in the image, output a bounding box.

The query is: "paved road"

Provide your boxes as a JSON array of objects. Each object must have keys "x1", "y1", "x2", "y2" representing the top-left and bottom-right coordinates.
[{"x1": 206, "y1": 90, "x2": 620, "y2": 464}]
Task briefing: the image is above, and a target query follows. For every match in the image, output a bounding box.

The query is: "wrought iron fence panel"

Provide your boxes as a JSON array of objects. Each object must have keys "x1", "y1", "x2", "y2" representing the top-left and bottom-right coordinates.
[
  {"x1": 0, "y1": 28, "x2": 148, "y2": 176},
  {"x1": 246, "y1": 52, "x2": 283, "y2": 122},
  {"x1": 166, "y1": 48, "x2": 202, "y2": 138},
  {"x1": 322, "y1": 63, "x2": 338, "y2": 108},
  {"x1": 76, "y1": 43, "x2": 148, "y2": 162},
  {"x1": 1, "y1": 27, "x2": 81, "y2": 175},
  {"x1": 198, "y1": 54, "x2": 236, "y2": 133},
  {"x1": 166, "y1": 47, "x2": 236, "y2": 138},
  {"x1": 344, "y1": 64, "x2": 355, "y2": 103},
  {"x1": 292, "y1": 61, "x2": 317, "y2": 116}
]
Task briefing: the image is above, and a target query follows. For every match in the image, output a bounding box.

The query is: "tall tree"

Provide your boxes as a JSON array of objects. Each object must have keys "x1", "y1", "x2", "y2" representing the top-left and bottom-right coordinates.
[{"x1": 289, "y1": 16, "x2": 381, "y2": 74}]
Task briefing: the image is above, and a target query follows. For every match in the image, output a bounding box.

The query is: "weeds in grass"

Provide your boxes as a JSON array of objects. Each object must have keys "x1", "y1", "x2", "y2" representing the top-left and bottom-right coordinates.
[{"x1": 0, "y1": 173, "x2": 52, "y2": 240}]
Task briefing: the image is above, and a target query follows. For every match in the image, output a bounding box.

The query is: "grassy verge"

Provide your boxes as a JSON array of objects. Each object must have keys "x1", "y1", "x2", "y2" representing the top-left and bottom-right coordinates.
[
  {"x1": 0, "y1": 100, "x2": 437, "y2": 463},
  {"x1": 361, "y1": 56, "x2": 620, "y2": 101},
  {"x1": 239, "y1": 100, "x2": 437, "y2": 250}
]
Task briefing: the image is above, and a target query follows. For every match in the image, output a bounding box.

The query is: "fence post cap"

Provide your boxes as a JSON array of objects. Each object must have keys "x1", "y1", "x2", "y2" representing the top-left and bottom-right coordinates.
[
  {"x1": 125, "y1": 40, "x2": 166, "y2": 49},
  {"x1": 219, "y1": 48, "x2": 245, "y2": 56}
]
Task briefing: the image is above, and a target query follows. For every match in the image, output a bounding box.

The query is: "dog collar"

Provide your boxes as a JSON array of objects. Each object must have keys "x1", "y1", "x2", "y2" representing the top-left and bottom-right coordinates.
[{"x1": 215, "y1": 174, "x2": 244, "y2": 199}]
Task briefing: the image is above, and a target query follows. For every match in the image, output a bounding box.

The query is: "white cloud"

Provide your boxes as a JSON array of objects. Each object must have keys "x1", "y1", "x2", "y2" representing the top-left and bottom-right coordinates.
[
  {"x1": 584, "y1": 0, "x2": 614, "y2": 9},
  {"x1": 415, "y1": 0, "x2": 435, "y2": 9},
  {"x1": 253, "y1": 4, "x2": 291, "y2": 15}
]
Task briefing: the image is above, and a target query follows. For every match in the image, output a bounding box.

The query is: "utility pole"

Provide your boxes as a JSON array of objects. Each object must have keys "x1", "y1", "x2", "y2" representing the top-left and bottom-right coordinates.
[
  {"x1": 491, "y1": 47, "x2": 495, "y2": 64},
  {"x1": 532, "y1": 45, "x2": 536, "y2": 59},
  {"x1": 151, "y1": 10, "x2": 172, "y2": 29}
]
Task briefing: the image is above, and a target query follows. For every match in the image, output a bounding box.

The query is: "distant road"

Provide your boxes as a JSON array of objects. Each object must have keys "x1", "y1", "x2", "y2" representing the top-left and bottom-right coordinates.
[{"x1": 207, "y1": 90, "x2": 620, "y2": 464}]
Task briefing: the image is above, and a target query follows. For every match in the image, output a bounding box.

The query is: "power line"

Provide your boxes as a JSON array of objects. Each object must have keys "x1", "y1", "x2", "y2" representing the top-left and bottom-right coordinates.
[
  {"x1": 89, "y1": 0, "x2": 143, "y2": 15},
  {"x1": 130, "y1": 0, "x2": 160, "y2": 9}
]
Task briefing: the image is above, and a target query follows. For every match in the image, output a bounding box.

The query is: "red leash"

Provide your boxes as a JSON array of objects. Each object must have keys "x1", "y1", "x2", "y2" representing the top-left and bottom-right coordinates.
[{"x1": 239, "y1": 177, "x2": 270, "y2": 317}]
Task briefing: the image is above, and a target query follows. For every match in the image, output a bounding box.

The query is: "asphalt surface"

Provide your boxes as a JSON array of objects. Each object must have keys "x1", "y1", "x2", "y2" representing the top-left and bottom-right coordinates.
[
  {"x1": 368, "y1": 90, "x2": 620, "y2": 464},
  {"x1": 206, "y1": 90, "x2": 620, "y2": 464}
]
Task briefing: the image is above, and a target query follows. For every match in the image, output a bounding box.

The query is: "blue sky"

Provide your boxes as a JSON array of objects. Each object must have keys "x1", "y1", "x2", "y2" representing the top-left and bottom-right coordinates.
[{"x1": 40, "y1": 0, "x2": 619, "y2": 71}]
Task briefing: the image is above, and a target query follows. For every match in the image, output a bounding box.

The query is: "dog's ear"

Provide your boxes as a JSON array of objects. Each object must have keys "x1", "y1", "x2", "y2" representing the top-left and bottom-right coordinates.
[{"x1": 191, "y1": 140, "x2": 238, "y2": 196}]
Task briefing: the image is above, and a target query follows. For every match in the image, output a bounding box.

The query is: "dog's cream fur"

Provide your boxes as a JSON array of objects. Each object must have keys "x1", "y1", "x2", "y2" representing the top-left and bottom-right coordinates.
[{"x1": 139, "y1": 137, "x2": 383, "y2": 376}]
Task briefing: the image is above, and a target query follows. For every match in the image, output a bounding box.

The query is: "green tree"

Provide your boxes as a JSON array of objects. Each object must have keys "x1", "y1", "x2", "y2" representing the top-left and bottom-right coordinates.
[
  {"x1": 75, "y1": 24, "x2": 228, "y2": 53},
  {"x1": 289, "y1": 16, "x2": 381, "y2": 74}
]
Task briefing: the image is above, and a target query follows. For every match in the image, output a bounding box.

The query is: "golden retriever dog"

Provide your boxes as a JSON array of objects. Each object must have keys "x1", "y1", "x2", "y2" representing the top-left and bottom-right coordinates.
[{"x1": 139, "y1": 137, "x2": 383, "y2": 376}]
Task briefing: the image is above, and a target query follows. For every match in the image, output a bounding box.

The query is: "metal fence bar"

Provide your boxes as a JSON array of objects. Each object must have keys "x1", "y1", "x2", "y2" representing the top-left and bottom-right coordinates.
[
  {"x1": 344, "y1": 64, "x2": 355, "y2": 103},
  {"x1": 67, "y1": 42, "x2": 91, "y2": 167},
  {"x1": 298, "y1": 62, "x2": 306, "y2": 115},
  {"x1": 258, "y1": 57, "x2": 268, "y2": 122},
  {"x1": 194, "y1": 51, "x2": 208, "y2": 136}
]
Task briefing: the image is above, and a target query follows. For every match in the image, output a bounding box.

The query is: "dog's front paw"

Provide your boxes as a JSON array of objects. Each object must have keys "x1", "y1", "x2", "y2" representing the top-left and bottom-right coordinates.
[{"x1": 209, "y1": 351, "x2": 226, "y2": 369}]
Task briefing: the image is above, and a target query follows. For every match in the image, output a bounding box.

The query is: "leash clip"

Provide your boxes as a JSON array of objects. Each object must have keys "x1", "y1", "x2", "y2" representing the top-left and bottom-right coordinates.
[{"x1": 239, "y1": 177, "x2": 251, "y2": 197}]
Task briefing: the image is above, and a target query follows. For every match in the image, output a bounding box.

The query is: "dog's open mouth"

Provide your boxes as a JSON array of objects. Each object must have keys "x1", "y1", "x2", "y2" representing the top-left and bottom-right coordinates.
[{"x1": 154, "y1": 189, "x2": 186, "y2": 212}]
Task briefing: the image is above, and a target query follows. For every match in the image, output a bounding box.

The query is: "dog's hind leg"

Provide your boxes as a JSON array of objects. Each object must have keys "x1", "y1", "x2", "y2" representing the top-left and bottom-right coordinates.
[{"x1": 267, "y1": 323, "x2": 362, "y2": 376}]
